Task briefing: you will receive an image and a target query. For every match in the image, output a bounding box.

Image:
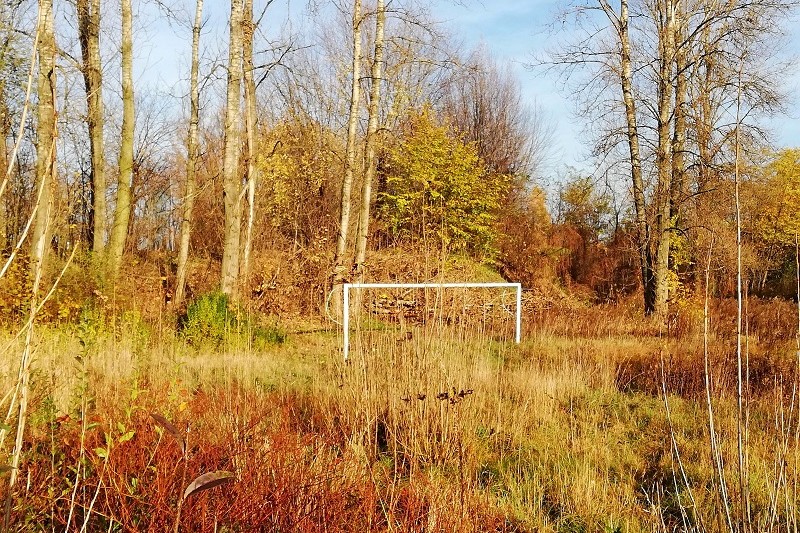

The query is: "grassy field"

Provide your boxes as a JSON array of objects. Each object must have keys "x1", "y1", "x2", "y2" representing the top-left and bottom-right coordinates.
[{"x1": 1, "y1": 295, "x2": 799, "y2": 532}]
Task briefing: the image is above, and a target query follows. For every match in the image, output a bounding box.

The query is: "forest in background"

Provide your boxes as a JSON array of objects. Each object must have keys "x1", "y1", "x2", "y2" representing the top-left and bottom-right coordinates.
[{"x1": 0, "y1": 0, "x2": 796, "y2": 322}]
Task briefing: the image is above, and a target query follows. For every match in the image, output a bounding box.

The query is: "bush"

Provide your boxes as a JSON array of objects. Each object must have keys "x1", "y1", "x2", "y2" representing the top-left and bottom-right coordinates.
[
  {"x1": 179, "y1": 292, "x2": 286, "y2": 348},
  {"x1": 179, "y1": 292, "x2": 232, "y2": 346},
  {"x1": 253, "y1": 321, "x2": 287, "y2": 348}
]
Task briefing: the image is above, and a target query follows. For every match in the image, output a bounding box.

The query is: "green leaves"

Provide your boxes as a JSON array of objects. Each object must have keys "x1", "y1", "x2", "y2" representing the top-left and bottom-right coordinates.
[{"x1": 378, "y1": 107, "x2": 507, "y2": 257}]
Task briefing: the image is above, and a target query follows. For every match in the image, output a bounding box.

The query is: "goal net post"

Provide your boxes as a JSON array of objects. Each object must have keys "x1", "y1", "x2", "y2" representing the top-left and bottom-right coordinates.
[{"x1": 342, "y1": 282, "x2": 522, "y2": 361}]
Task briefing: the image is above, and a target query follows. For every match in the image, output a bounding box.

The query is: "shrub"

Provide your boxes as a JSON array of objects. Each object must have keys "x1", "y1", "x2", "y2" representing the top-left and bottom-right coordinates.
[
  {"x1": 253, "y1": 321, "x2": 287, "y2": 348},
  {"x1": 179, "y1": 292, "x2": 232, "y2": 346},
  {"x1": 179, "y1": 292, "x2": 286, "y2": 348}
]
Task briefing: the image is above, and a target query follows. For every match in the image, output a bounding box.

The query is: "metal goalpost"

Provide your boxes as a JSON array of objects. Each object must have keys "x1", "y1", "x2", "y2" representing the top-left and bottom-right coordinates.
[{"x1": 342, "y1": 282, "x2": 522, "y2": 360}]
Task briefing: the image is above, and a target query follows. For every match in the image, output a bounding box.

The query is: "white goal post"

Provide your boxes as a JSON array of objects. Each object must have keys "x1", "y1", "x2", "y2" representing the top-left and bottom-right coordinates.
[{"x1": 342, "y1": 282, "x2": 522, "y2": 360}]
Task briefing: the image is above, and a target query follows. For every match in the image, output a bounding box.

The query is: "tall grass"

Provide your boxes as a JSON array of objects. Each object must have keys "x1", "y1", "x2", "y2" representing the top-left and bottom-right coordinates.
[{"x1": 1, "y1": 292, "x2": 800, "y2": 531}]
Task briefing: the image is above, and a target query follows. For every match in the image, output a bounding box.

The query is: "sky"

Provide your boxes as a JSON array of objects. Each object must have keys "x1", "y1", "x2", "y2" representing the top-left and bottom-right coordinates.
[{"x1": 438, "y1": 0, "x2": 587, "y2": 174}]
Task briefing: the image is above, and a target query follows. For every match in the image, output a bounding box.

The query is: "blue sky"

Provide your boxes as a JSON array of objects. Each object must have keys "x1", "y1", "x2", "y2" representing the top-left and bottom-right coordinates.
[{"x1": 438, "y1": 0, "x2": 585, "y2": 176}]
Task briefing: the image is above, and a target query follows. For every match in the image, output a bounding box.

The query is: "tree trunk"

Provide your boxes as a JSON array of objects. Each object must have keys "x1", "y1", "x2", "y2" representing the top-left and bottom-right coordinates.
[
  {"x1": 333, "y1": 0, "x2": 363, "y2": 285},
  {"x1": 242, "y1": 0, "x2": 257, "y2": 283},
  {"x1": 653, "y1": 0, "x2": 676, "y2": 320},
  {"x1": 7, "y1": 0, "x2": 56, "y2": 504},
  {"x1": 354, "y1": 0, "x2": 385, "y2": 281},
  {"x1": 76, "y1": 0, "x2": 105, "y2": 255},
  {"x1": 107, "y1": 0, "x2": 134, "y2": 279},
  {"x1": 606, "y1": 0, "x2": 655, "y2": 314},
  {"x1": 670, "y1": 10, "x2": 687, "y2": 241},
  {"x1": 220, "y1": 0, "x2": 244, "y2": 298},
  {"x1": 31, "y1": 0, "x2": 55, "y2": 271},
  {"x1": 0, "y1": 79, "x2": 7, "y2": 250},
  {"x1": 175, "y1": 0, "x2": 203, "y2": 306},
  {"x1": 696, "y1": 23, "x2": 714, "y2": 192}
]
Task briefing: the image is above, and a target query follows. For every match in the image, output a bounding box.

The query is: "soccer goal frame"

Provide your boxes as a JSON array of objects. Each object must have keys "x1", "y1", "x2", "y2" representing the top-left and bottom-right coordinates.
[{"x1": 342, "y1": 282, "x2": 522, "y2": 360}]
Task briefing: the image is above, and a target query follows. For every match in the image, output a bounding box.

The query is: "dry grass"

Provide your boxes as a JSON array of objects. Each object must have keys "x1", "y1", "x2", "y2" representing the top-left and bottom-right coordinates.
[{"x1": 1, "y1": 294, "x2": 800, "y2": 531}]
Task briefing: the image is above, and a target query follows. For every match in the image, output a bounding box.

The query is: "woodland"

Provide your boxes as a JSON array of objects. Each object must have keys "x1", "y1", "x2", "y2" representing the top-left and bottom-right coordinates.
[{"x1": 1, "y1": 0, "x2": 800, "y2": 531}]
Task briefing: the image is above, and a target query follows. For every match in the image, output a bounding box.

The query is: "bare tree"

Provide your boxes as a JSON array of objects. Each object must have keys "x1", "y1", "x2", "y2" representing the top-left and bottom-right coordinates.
[
  {"x1": 242, "y1": 0, "x2": 257, "y2": 283},
  {"x1": 442, "y1": 47, "x2": 550, "y2": 182},
  {"x1": 175, "y1": 0, "x2": 203, "y2": 306},
  {"x1": 76, "y1": 0, "x2": 105, "y2": 255},
  {"x1": 331, "y1": 0, "x2": 363, "y2": 305},
  {"x1": 549, "y1": 0, "x2": 793, "y2": 317},
  {"x1": 651, "y1": 0, "x2": 677, "y2": 319},
  {"x1": 354, "y1": 0, "x2": 385, "y2": 279}
]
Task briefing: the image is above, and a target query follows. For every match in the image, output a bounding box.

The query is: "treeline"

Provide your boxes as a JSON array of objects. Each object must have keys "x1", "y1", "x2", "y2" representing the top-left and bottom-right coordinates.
[{"x1": 0, "y1": 0, "x2": 797, "y2": 322}]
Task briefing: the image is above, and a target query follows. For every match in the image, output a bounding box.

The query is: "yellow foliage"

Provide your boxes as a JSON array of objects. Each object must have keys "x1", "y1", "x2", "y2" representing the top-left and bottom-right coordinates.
[
  {"x1": 748, "y1": 148, "x2": 800, "y2": 247},
  {"x1": 377, "y1": 107, "x2": 507, "y2": 257},
  {"x1": 255, "y1": 121, "x2": 338, "y2": 237}
]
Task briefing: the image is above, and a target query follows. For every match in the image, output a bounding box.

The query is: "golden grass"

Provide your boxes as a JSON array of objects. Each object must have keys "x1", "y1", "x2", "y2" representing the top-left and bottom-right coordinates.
[{"x1": 1, "y1": 296, "x2": 800, "y2": 531}]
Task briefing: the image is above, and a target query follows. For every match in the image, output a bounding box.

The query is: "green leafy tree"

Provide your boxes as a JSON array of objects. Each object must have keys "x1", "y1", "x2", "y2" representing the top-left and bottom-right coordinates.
[{"x1": 378, "y1": 107, "x2": 507, "y2": 257}]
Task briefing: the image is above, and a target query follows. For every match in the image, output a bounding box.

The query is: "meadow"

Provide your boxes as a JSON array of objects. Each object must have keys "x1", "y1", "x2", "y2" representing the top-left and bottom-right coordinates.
[{"x1": 2, "y1": 288, "x2": 798, "y2": 532}]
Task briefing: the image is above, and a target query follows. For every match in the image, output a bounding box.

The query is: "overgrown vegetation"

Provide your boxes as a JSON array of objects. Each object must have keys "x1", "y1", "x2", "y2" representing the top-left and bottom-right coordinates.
[
  {"x1": 2, "y1": 294, "x2": 800, "y2": 531},
  {"x1": 2, "y1": 0, "x2": 800, "y2": 530},
  {"x1": 377, "y1": 107, "x2": 508, "y2": 257},
  {"x1": 178, "y1": 291, "x2": 286, "y2": 348}
]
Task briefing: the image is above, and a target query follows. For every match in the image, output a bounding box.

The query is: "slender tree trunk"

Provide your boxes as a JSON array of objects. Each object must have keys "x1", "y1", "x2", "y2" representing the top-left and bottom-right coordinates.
[
  {"x1": 653, "y1": 0, "x2": 676, "y2": 320},
  {"x1": 242, "y1": 0, "x2": 257, "y2": 283},
  {"x1": 696, "y1": 24, "x2": 714, "y2": 192},
  {"x1": 175, "y1": 0, "x2": 203, "y2": 306},
  {"x1": 76, "y1": 0, "x2": 105, "y2": 254},
  {"x1": 107, "y1": 0, "x2": 134, "y2": 279},
  {"x1": 30, "y1": 0, "x2": 55, "y2": 272},
  {"x1": 604, "y1": 0, "x2": 655, "y2": 314},
  {"x1": 671, "y1": 14, "x2": 687, "y2": 226},
  {"x1": 0, "y1": 80, "x2": 7, "y2": 251},
  {"x1": 6, "y1": 0, "x2": 55, "y2": 509},
  {"x1": 333, "y1": 0, "x2": 363, "y2": 287},
  {"x1": 220, "y1": 0, "x2": 244, "y2": 297},
  {"x1": 733, "y1": 58, "x2": 750, "y2": 532},
  {"x1": 354, "y1": 0, "x2": 385, "y2": 280}
]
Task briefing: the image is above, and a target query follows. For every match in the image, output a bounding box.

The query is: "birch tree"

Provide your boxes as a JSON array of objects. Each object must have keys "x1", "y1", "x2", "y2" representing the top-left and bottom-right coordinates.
[
  {"x1": 175, "y1": 0, "x2": 203, "y2": 305},
  {"x1": 332, "y1": 0, "x2": 363, "y2": 291},
  {"x1": 5, "y1": 0, "x2": 55, "y2": 510},
  {"x1": 107, "y1": 0, "x2": 135, "y2": 279},
  {"x1": 551, "y1": 0, "x2": 792, "y2": 317},
  {"x1": 242, "y1": 0, "x2": 257, "y2": 282},
  {"x1": 592, "y1": 0, "x2": 655, "y2": 314},
  {"x1": 220, "y1": 0, "x2": 244, "y2": 297},
  {"x1": 354, "y1": 0, "x2": 385, "y2": 279}
]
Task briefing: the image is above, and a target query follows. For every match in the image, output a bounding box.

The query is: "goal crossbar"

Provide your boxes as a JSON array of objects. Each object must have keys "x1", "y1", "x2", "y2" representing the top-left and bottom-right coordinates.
[{"x1": 343, "y1": 282, "x2": 522, "y2": 360}]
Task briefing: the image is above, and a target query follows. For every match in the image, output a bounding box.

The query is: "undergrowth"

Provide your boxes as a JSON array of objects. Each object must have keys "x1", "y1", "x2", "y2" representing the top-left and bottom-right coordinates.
[
  {"x1": 178, "y1": 291, "x2": 286, "y2": 349},
  {"x1": 1, "y1": 295, "x2": 799, "y2": 531}
]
